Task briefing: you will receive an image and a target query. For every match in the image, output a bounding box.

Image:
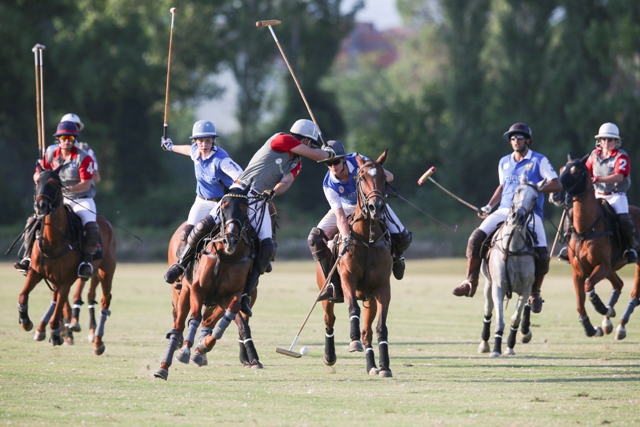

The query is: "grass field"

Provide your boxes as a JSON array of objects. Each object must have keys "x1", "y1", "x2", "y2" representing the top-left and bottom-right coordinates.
[{"x1": 1, "y1": 259, "x2": 639, "y2": 426}]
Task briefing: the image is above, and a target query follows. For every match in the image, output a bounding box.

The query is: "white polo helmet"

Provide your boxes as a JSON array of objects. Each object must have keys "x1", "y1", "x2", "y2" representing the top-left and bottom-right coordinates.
[
  {"x1": 190, "y1": 120, "x2": 218, "y2": 139},
  {"x1": 60, "y1": 113, "x2": 84, "y2": 131},
  {"x1": 290, "y1": 119, "x2": 319, "y2": 145},
  {"x1": 594, "y1": 122, "x2": 621, "y2": 148}
]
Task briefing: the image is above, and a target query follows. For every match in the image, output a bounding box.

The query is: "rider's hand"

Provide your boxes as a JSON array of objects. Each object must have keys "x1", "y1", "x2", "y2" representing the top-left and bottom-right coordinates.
[
  {"x1": 161, "y1": 137, "x2": 173, "y2": 151},
  {"x1": 261, "y1": 189, "x2": 275, "y2": 201},
  {"x1": 322, "y1": 145, "x2": 336, "y2": 159},
  {"x1": 341, "y1": 234, "x2": 355, "y2": 251},
  {"x1": 477, "y1": 204, "x2": 492, "y2": 219},
  {"x1": 591, "y1": 176, "x2": 599, "y2": 183}
]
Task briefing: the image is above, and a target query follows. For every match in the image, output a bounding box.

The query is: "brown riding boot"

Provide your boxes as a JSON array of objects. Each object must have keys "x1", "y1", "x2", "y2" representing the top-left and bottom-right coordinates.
[
  {"x1": 452, "y1": 229, "x2": 486, "y2": 297},
  {"x1": 618, "y1": 214, "x2": 638, "y2": 264},
  {"x1": 557, "y1": 208, "x2": 573, "y2": 263},
  {"x1": 308, "y1": 228, "x2": 343, "y2": 303},
  {"x1": 391, "y1": 229, "x2": 413, "y2": 280},
  {"x1": 529, "y1": 247, "x2": 550, "y2": 313}
]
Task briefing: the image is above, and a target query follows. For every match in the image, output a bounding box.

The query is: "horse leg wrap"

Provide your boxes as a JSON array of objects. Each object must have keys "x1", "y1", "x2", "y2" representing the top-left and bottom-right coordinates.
[
  {"x1": 72, "y1": 300, "x2": 83, "y2": 322},
  {"x1": 325, "y1": 330, "x2": 336, "y2": 364},
  {"x1": 239, "y1": 339, "x2": 250, "y2": 365},
  {"x1": 520, "y1": 304, "x2": 531, "y2": 335},
  {"x1": 507, "y1": 327, "x2": 517, "y2": 349},
  {"x1": 588, "y1": 291, "x2": 608, "y2": 316},
  {"x1": 18, "y1": 303, "x2": 29, "y2": 324},
  {"x1": 185, "y1": 318, "x2": 200, "y2": 345},
  {"x1": 621, "y1": 298, "x2": 640, "y2": 324},
  {"x1": 349, "y1": 315, "x2": 360, "y2": 342},
  {"x1": 40, "y1": 300, "x2": 57, "y2": 324},
  {"x1": 365, "y1": 347, "x2": 377, "y2": 373},
  {"x1": 378, "y1": 341, "x2": 390, "y2": 371},
  {"x1": 607, "y1": 289, "x2": 622, "y2": 310},
  {"x1": 493, "y1": 330, "x2": 503, "y2": 355},
  {"x1": 50, "y1": 325, "x2": 63, "y2": 345},
  {"x1": 244, "y1": 338, "x2": 259, "y2": 363},
  {"x1": 213, "y1": 310, "x2": 235, "y2": 340},
  {"x1": 162, "y1": 329, "x2": 181, "y2": 365},
  {"x1": 95, "y1": 309, "x2": 111, "y2": 338},
  {"x1": 579, "y1": 315, "x2": 596, "y2": 337},
  {"x1": 88, "y1": 301, "x2": 97, "y2": 330},
  {"x1": 198, "y1": 327, "x2": 212, "y2": 345},
  {"x1": 481, "y1": 314, "x2": 492, "y2": 342}
]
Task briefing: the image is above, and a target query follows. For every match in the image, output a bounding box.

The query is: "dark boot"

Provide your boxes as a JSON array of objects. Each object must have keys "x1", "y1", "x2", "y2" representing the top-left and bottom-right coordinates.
[
  {"x1": 241, "y1": 238, "x2": 277, "y2": 316},
  {"x1": 308, "y1": 228, "x2": 342, "y2": 302},
  {"x1": 177, "y1": 224, "x2": 194, "y2": 258},
  {"x1": 390, "y1": 229, "x2": 413, "y2": 280},
  {"x1": 78, "y1": 222, "x2": 100, "y2": 280},
  {"x1": 618, "y1": 213, "x2": 638, "y2": 264},
  {"x1": 164, "y1": 215, "x2": 217, "y2": 284},
  {"x1": 14, "y1": 216, "x2": 40, "y2": 274},
  {"x1": 529, "y1": 247, "x2": 550, "y2": 313},
  {"x1": 557, "y1": 208, "x2": 573, "y2": 262},
  {"x1": 452, "y1": 229, "x2": 486, "y2": 297}
]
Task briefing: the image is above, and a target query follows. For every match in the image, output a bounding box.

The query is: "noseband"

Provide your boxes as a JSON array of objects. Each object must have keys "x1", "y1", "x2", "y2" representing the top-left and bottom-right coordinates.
[
  {"x1": 355, "y1": 162, "x2": 386, "y2": 219},
  {"x1": 217, "y1": 193, "x2": 250, "y2": 247},
  {"x1": 561, "y1": 161, "x2": 592, "y2": 199},
  {"x1": 34, "y1": 175, "x2": 64, "y2": 218}
]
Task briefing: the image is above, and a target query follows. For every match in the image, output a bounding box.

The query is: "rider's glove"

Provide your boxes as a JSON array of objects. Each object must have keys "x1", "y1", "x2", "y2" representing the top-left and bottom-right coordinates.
[
  {"x1": 261, "y1": 189, "x2": 275, "y2": 201},
  {"x1": 322, "y1": 145, "x2": 336, "y2": 159},
  {"x1": 477, "y1": 204, "x2": 492, "y2": 219},
  {"x1": 591, "y1": 175, "x2": 599, "y2": 183},
  {"x1": 161, "y1": 137, "x2": 174, "y2": 151},
  {"x1": 341, "y1": 234, "x2": 355, "y2": 251}
]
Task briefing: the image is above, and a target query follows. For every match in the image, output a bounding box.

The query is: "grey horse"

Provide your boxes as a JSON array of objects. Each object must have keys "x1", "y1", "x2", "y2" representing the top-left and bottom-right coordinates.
[{"x1": 478, "y1": 177, "x2": 547, "y2": 357}]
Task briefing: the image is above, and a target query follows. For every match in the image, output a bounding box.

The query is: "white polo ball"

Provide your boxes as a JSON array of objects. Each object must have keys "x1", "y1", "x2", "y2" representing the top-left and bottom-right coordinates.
[{"x1": 299, "y1": 346, "x2": 309, "y2": 356}]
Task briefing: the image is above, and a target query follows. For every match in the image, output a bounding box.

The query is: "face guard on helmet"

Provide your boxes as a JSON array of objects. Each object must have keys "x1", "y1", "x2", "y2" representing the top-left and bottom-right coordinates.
[
  {"x1": 60, "y1": 113, "x2": 84, "y2": 132},
  {"x1": 503, "y1": 123, "x2": 532, "y2": 141},
  {"x1": 290, "y1": 119, "x2": 320, "y2": 148},
  {"x1": 594, "y1": 122, "x2": 621, "y2": 149},
  {"x1": 190, "y1": 120, "x2": 219, "y2": 140},
  {"x1": 318, "y1": 140, "x2": 348, "y2": 163},
  {"x1": 53, "y1": 121, "x2": 79, "y2": 137}
]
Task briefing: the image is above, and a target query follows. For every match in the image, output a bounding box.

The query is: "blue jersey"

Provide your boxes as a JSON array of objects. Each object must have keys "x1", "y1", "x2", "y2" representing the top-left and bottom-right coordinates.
[
  {"x1": 191, "y1": 145, "x2": 243, "y2": 199},
  {"x1": 498, "y1": 150, "x2": 556, "y2": 218},
  {"x1": 322, "y1": 153, "x2": 369, "y2": 210}
]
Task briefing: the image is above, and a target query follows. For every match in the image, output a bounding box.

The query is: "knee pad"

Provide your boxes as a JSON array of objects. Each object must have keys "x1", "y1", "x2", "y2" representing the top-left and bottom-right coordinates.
[
  {"x1": 391, "y1": 229, "x2": 412, "y2": 254},
  {"x1": 307, "y1": 227, "x2": 330, "y2": 261},
  {"x1": 534, "y1": 247, "x2": 550, "y2": 275}
]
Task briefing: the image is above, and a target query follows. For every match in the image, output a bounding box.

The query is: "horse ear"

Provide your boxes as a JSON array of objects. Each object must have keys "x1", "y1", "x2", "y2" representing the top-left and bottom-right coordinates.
[
  {"x1": 580, "y1": 153, "x2": 589, "y2": 164},
  {"x1": 567, "y1": 152, "x2": 573, "y2": 161},
  {"x1": 356, "y1": 153, "x2": 365, "y2": 166},
  {"x1": 376, "y1": 148, "x2": 388, "y2": 165},
  {"x1": 35, "y1": 161, "x2": 44, "y2": 172}
]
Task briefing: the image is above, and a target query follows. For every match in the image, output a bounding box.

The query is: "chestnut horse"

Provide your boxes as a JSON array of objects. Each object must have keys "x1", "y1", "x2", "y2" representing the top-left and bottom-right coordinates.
[
  {"x1": 17, "y1": 167, "x2": 116, "y2": 355},
  {"x1": 155, "y1": 188, "x2": 258, "y2": 380},
  {"x1": 558, "y1": 155, "x2": 640, "y2": 338},
  {"x1": 318, "y1": 150, "x2": 394, "y2": 377}
]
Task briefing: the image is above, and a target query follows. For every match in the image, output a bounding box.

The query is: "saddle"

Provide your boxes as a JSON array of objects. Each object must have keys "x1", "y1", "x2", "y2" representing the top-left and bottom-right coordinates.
[{"x1": 483, "y1": 221, "x2": 535, "y2": 263}]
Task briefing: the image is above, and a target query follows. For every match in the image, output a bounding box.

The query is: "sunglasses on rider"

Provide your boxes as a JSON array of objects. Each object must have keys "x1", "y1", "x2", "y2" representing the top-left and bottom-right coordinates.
[
  {"x1": 510, "y1": 135, "x2": 526, "y2": 141},
  {"x1": 599, "y1": 137, "x2": 618, "y2": 143},
  {"x1": 58, "y1": 135, "x2": 76, "y2": 142},
  {"x1": 325, "y1": 158, "x2": 342, "y2": 167}
]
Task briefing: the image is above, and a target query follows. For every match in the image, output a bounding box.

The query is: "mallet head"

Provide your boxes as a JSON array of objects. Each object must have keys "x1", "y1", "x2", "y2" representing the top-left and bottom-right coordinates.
[
  {"x1": 256, "y1": 20, "x2": 281, "y2": 27},
  {"x1": 418, "y1": 166, "x2": 436, "y2": 185},
  {"x1": 170, "y1": 7, "x2": 177, "y2": 13}
]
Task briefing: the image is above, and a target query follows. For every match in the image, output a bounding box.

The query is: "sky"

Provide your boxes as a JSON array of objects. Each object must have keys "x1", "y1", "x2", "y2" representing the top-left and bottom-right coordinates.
[{"x1": 196, "y1": 0, "x2": 403, "y2": 134}]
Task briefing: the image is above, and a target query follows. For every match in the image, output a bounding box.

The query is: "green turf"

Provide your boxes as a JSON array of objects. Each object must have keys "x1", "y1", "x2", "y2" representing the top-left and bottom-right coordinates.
[{"x1": 0, "y1": 260, "x2": 639, "y2": 426}]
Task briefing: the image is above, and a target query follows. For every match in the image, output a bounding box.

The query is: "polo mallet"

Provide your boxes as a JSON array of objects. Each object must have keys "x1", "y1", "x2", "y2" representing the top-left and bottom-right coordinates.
[
  {"x1": 276, "y1": 245, "x2": 348, "y2": 358},
  {"x1": 32, "y1": 44, "x2": 46, "y2": 157},
  {"x1": 256, "y1": 19, "x2": 325, "y2": 146},
  {"x1": 550, "y1": 208, "x2": 566, "y2": 257},
  {"x1": 163, "y1": 7, "x2": 177, "y2": 139},
  {"x1": 418, "y1": 167, "x2": 480, "y2": 212}
]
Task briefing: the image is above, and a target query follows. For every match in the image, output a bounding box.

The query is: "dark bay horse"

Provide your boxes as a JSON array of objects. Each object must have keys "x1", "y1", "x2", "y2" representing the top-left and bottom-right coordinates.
[
  {"x1": 318, "y1": 150, "x2": 394, "y2": 377},
  {"x1": 559, "y1": 155, "x2": 640, "y2": 338},
  {"x1": 155, "y1": 189, "x2": 258, "y2": 380},
  {"x1": 17, "y1": 167, "x2": 116, "y2": 355}
]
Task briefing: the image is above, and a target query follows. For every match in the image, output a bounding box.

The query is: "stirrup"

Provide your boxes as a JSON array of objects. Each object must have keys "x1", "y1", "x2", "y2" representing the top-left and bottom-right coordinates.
[
  {"x1": 557, "y1": 247, "x2": 569, "y2": 263},
  {"x1": 77, "y1": 262, "x2": 93, "y2": 280},
  {"x1": 164, "y1": 263, "x2": 186, "y2": 284},
  {"x1": 14, "y1": 258, "x2": 31, "y2": 274},
  {"x1": 452, "y1": 280, "x2": 476, "y2": 297},
  {"x1": 624, "y1": 249, "x2": 638, "y2": 264}
]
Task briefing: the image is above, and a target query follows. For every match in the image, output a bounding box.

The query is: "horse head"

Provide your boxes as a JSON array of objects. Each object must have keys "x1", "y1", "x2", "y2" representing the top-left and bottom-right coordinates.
[
  {"x1": 34, "y1": 166, "x2": 64, "y2": 219},
  {"x1": 355, "y1": 149, "x2": 388, "y2": 220},
  {"x1": 507, "y1": 176, "x2": 545, "y2": 227},
  {"x1": 559, "y1": 153, "x2": 591, "y2": 198},
  {"x1": 217, "y1": 187, "x2": 250, "y2": 255}
]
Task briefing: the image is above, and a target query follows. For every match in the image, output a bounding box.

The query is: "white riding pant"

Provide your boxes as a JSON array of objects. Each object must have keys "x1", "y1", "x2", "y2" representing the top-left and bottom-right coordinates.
[
  {"x1": 595, "y1": 192, "x2": 628, "y2": 214},
  {"x1": 479, "y1": 207, "x2": 547, "y2": 247},
  {"x1": 317, "y1": 204, "x2": 404, "y2": 240},
  {"x1": 64, "y1": 197, "x2": 96, "y2": 225},
  {"x1": 190, "y1": 197, "x2": 219, "y2": 226}
]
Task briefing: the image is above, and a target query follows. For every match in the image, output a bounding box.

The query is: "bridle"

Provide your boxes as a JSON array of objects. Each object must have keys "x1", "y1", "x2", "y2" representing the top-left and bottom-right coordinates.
[
  {"x1": 355, "y1": 161, "x2": 386, "y2": 220},
  {"x1": 561, "y1": 160, "x2": 593, "y2": 200},
  {"x1": 34, "y1": 173, "x2": 64, "y2": 219},
  {"x1": 215, "y1": 192, "x2": 251, "y2": 254}
]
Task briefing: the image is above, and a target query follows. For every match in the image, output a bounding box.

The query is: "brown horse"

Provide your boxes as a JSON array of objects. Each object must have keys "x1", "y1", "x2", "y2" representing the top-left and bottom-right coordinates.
[
  {"x1": 155, "y1": 189, "x2": 258, "y2": 380},
  {"x1": 558, "y1": 155, "x2": 640, "y2": 338},
  {"x1": 318, "y1": 150, "x2": 394, "y2": 377},
  {"x1": 17, "y1": 167, "x2": 116, "y2": 355}
]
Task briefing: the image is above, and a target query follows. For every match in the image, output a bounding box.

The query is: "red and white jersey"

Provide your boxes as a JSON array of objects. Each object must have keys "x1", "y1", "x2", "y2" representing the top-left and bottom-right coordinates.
[
  {"x1": 39, "y1": 145, "x2": 96, "y2": 199},
  {"x1": 586, "y1": 147, "x2": 631, "y2": 193}
]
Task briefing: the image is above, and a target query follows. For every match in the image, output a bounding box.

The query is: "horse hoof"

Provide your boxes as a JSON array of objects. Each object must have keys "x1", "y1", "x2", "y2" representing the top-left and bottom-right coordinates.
[
  {"x1": 607, "y1": 306, "x2": 616, "y2": 318},
  {"x1": 490, "y1": 351, "x2": 501, "y2": 358},
  {"x1": 602, "y1": 317, "x2": 613, "y2": 335},
  {"x1": 378, "y1": 369, "x2": 393, "y2": 378},
  {"x1": 615, "y1": 325, "x2": 627, "y2": 341},
  {"x1": 68, "y1": 321, "x2": 81, "y2": 332},
  {"x1": 504, "y1": 348, "x2": 515, "y2": 356},
  {"x1": 191, "y1": 352, "x2": 207, "y2": 367},
  {"x1": 34, "y1": 330, "x2": 46, "y2": 341},
  {"x1": 50, "y1": 335, "x2": 63, "y2": 346},
  {"x1": 21, "y1": 320, "x2": 33, "y2": 332},
  {"x1": 88, "y1": 331, "x2": 95, "y2": 343},
  {"x1": 594, "y1": 327, "x2": 604, "y2": 337},
  {"x1": 154, "y1": 368, "x2": 168, "y2": 380},
  {"x1": 94, "y1": 343, "x2": 106, "y2": 356},
  {"x1": 349, "y1": 340, "x2": 364, "y2": 352},
  {"x1": 368, "y1": 367, "x2": 379, "y2": 376},
  {"x1": 176, "y1": 348, "x2": 190, "y2": 364},
  {"x1": 478, "y1": 341, "x2": 490, "y2": 353},
  {"x1": 519, "y1": 330, "x2": 532, "y2": 344},
  {"x1": 323, "y1": 354, "x2": 337, "y2": 366},
  {"x1": 64, "y1": 336, "x2": 74, "y2": 346},
  {"x1": 250, "y1": 360, "x2": 263, "y2": 369}
]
